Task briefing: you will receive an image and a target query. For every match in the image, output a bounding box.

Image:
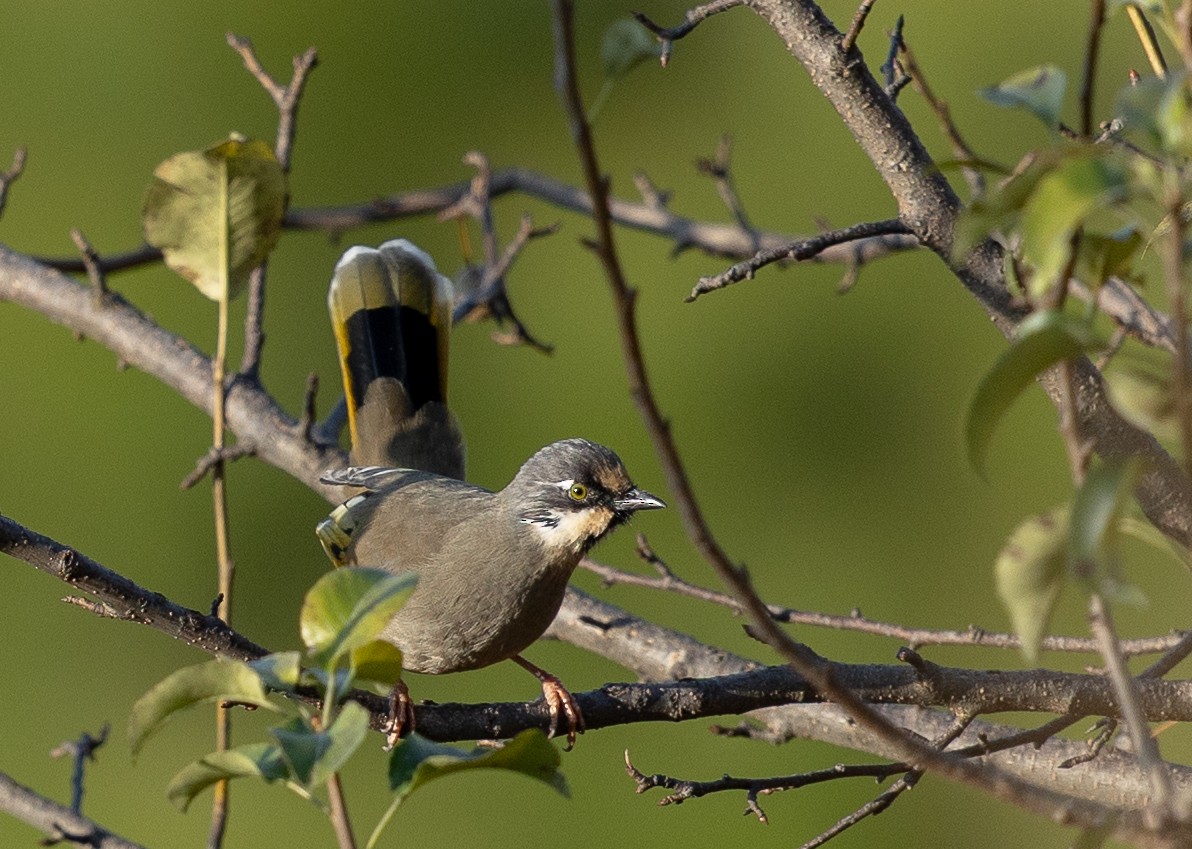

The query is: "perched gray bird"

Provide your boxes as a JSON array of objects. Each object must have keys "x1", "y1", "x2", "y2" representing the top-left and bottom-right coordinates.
[{"x1": 318, "y1": 240, "x2": 664, "y2": 748}]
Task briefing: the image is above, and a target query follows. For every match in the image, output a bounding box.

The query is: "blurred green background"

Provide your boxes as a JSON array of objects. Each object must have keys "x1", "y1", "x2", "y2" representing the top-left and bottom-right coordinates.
[{"x1": 2, "y1": 1, "x2": 1187, "y2": 847}]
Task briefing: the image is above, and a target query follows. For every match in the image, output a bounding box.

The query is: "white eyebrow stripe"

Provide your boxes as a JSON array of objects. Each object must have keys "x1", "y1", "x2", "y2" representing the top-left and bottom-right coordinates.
[{"x1": 541, "y1": 478, "x2": 575, "y2": 491}]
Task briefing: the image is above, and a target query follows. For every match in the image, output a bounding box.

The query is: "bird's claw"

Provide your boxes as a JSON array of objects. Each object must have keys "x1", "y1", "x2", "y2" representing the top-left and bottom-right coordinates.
[
  {"x1": 540, "y1": 675, "x2": 585, "y2": 751},
  {"x1": 382, "y1": 679, "x2": 415, "y2": 751}
]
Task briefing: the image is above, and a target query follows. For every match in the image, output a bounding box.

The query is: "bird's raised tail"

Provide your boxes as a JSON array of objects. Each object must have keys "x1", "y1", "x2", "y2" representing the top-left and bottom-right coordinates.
[{"x1": 327, "y1": 239, "x2": 465, "y2": 478}]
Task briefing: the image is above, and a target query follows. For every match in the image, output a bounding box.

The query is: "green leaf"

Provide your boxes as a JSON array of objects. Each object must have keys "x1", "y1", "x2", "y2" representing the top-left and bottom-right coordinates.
[
  {"x1": 143, "y1": 135, "x2": 287, "y2": 302},
  {"x1": 368, "y1": 731, "x2": 567, "y2": 848},
  {"x1": 1019, "y1": 153, "x2": 1128, "y2": 293},
  {"x1": 1119, "y1": 516, "x2": 1192, "y2": 572},
  {"x1": 995, "y1": 506, "x2": 1069, "y2": 663},
  {"x1": 966, "y1": 310, "x2": 1100, "y2": 475},
  {"x1": 389, "y1": 730, "x2": 567, "y2": 799},
  {"x1": 300, "y1": 567, "x2": 417, "y2": 669},
  {"x1": 1069, "y1": 458, "x2": 1147, "y2": 604},
  {"x1": 271, "y1": 717, "x2": 328, "y2": 786},
  {"x1": 980, "y1": 65, "x2": 1067, "y2": 129},
  {"x1": 129, "y1": 659, "x2": 276, "y2": 757},
  {"x1": 350, "y1": 640, "x2": 405, "y2": 688},
  {"x1": 166, "y1": 743, "x2": 289, "y2": 812},
  {"x1": 248, "y1": 651, "x2": 303, "y2": 692},
  {"x1": 267, "y1": 707, "x2": 370, "y2": 790},
  {"x1": 310, "y1": 702, "x2": 371, "y2": 787},
  {"x1": 601, "y1": 19, "x2": 660, "y2": 81}
]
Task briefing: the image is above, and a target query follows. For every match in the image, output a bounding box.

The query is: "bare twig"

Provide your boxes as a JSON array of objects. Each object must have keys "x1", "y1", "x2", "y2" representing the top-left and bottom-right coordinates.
[
  {"x1": 695, "y1": 135, "x2": 759, "y2": 252},
  {"x1": 1089, "y1": 593, "x2": 1175, "y2": 826},
  {"x1": 1163, "y1": 186, "x2": 1192, "y2": 476},
  {"x1": 687, "y1": 218, "x2": 912, "y2": 300},
  {"x1": 879, "y1": 15, "x2": 909, "y2": 98},
  {"x1": 298, "y1": 372, "x2": 320, "y2": 443},
  {"x1": 180, "y1": 444, "x2": 256, "y2": 490},
  {"x1": 625, "y1": 749, "x2": 904, "y2": 824},
  {"x1": 49, "y1": 725, "x2": 109, "y2": 815},
  {"x1": 1080, "y1": 0, "x2": 1107, "y2": 138},
  {"x1": 633, "y1": 0, "x2": 745, "y2": 66},
  {"x1": 441, "y1": 152, "x2": 556, "y2": 351},
  {"x1": 0, "y1": 146, "x2": 26, "y2": 218},
  {"x1": 69, "y1": 228, "x2": 109, "y2": 302},
  {"x1": 225, "y1": 34, "x2": 318, "y2": 381},
  {"x1": 207, "y1": 288, "x2": 237, "y2": 849},
  {"x1": 1127, "y1": 5, "x2": 1167, "y2": 78},
  {"x1": 840, "y1": 0, "x2": 878, "y2": 53},
  {"x1": 898, "y1": 40, "x2": 984, "y2": 196},
  {"x1": 580, "y1": 552, "x2": 1188, "y2": 656}
]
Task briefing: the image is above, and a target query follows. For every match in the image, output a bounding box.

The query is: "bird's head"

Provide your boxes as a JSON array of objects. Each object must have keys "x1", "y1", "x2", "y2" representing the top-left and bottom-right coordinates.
[{"x1": 504, "y1": 438, "x2": 665, "y2": 555}]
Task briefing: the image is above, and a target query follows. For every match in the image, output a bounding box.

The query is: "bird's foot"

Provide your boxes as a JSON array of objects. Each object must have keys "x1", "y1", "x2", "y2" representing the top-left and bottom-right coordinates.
[
  {"x1": 513, "y1": 655, "x2": 585, "y2": 751},
  {"x1": 382, "y1": 678, "x2": 415, "y2": 751}
]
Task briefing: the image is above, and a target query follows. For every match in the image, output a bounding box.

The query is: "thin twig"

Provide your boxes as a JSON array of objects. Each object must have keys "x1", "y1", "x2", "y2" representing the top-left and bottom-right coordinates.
[
  {"x1": 633, "y1": 0, "x2": 745, "y2": 66},
  {"x1": 49, "y1": 725, "x2": 109, "y2": 815},
  {"x1": 695, "y1": 135, "x2": 759, "y2": 252},
  {"x1": 0, "y1": 146, "x2": 26, "y2": 218},
  {"x1": 225, "y1": 34, "x2": 318, "y2": 381},
  {"x1": 800, "y1": 772, "x2": 918, "y2": 848},
  {"x1": 687, "y1": 219, "x2": 912, "y2": 300},
  {"x1": 1164, "y1": 184, "x2": 1192, "y2": 475},
  {"x1": 207, "y1": 290, "x2": 235, "y2": 849},
  {"x1": 840, "y1": 0, "x2": 878, "y2": 53},
  {"x1": 625, "y1": 749, "x2": 904, "y2": 823},
  {"x1": 879, "y1": 15, "x2": 908, "y2": 97},
  {"x1": 579, "y1": 552, "x2": 1187, "y2": 656},
  {"x1": 69, "y1": 228, "x2": 109, "y2": 302},
  {"x1": 441, "y1": 152, "x2": 557, "y2": 351},
  {"x1": 898, "y1": 40, "x2": 984, "y2": 196},
  {"x1": 1080, "y1": 0, "x2": 1107, "y2": 139},
  {"x1": 180, "y1": 444, "x2": 256, "y2": 490},
  {"x1": 1088, "y1": 593, "x2": 1174, "y2": 827},
  {"x1": 298, "y1": 372, "x2": 320, "y2": 443},
  {"x1": 1127, "y1": 5, "x2": 1167, "y2": 78}
]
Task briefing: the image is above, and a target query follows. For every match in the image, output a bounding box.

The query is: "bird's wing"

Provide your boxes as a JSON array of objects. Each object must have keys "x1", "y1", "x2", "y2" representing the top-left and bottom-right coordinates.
[{"x1": 320, "y1": 465, "x2": 417, "y2": 490}]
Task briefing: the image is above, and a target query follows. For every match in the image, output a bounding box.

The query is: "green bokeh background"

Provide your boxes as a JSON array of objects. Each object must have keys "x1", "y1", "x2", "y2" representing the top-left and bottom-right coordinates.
[{"x1": 2, "y1": 2, "x2": 1187, "y2": 847}]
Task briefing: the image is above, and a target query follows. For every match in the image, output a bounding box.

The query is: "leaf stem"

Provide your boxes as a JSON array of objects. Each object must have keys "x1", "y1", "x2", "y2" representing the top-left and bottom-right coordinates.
[{"x1": 208, "y1": 165, "x2": 236, "y2": 849}]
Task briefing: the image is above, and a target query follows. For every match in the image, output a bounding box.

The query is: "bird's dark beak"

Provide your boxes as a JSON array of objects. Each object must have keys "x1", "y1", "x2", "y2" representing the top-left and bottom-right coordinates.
[{"x1": 614, "y1": 488, "x2": 666, "y2": 513}]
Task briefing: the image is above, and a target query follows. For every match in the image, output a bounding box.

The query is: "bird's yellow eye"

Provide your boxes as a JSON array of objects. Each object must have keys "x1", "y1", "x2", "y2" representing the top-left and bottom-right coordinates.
[{"x1": 568, "y1": 482, "x2": 588, "y2": 501}]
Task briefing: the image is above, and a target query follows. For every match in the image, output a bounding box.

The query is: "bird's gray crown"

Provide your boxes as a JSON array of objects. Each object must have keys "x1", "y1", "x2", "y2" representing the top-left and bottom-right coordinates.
[{"x1": 507, "y1": 438, "x2": 630, "y2": 496}]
